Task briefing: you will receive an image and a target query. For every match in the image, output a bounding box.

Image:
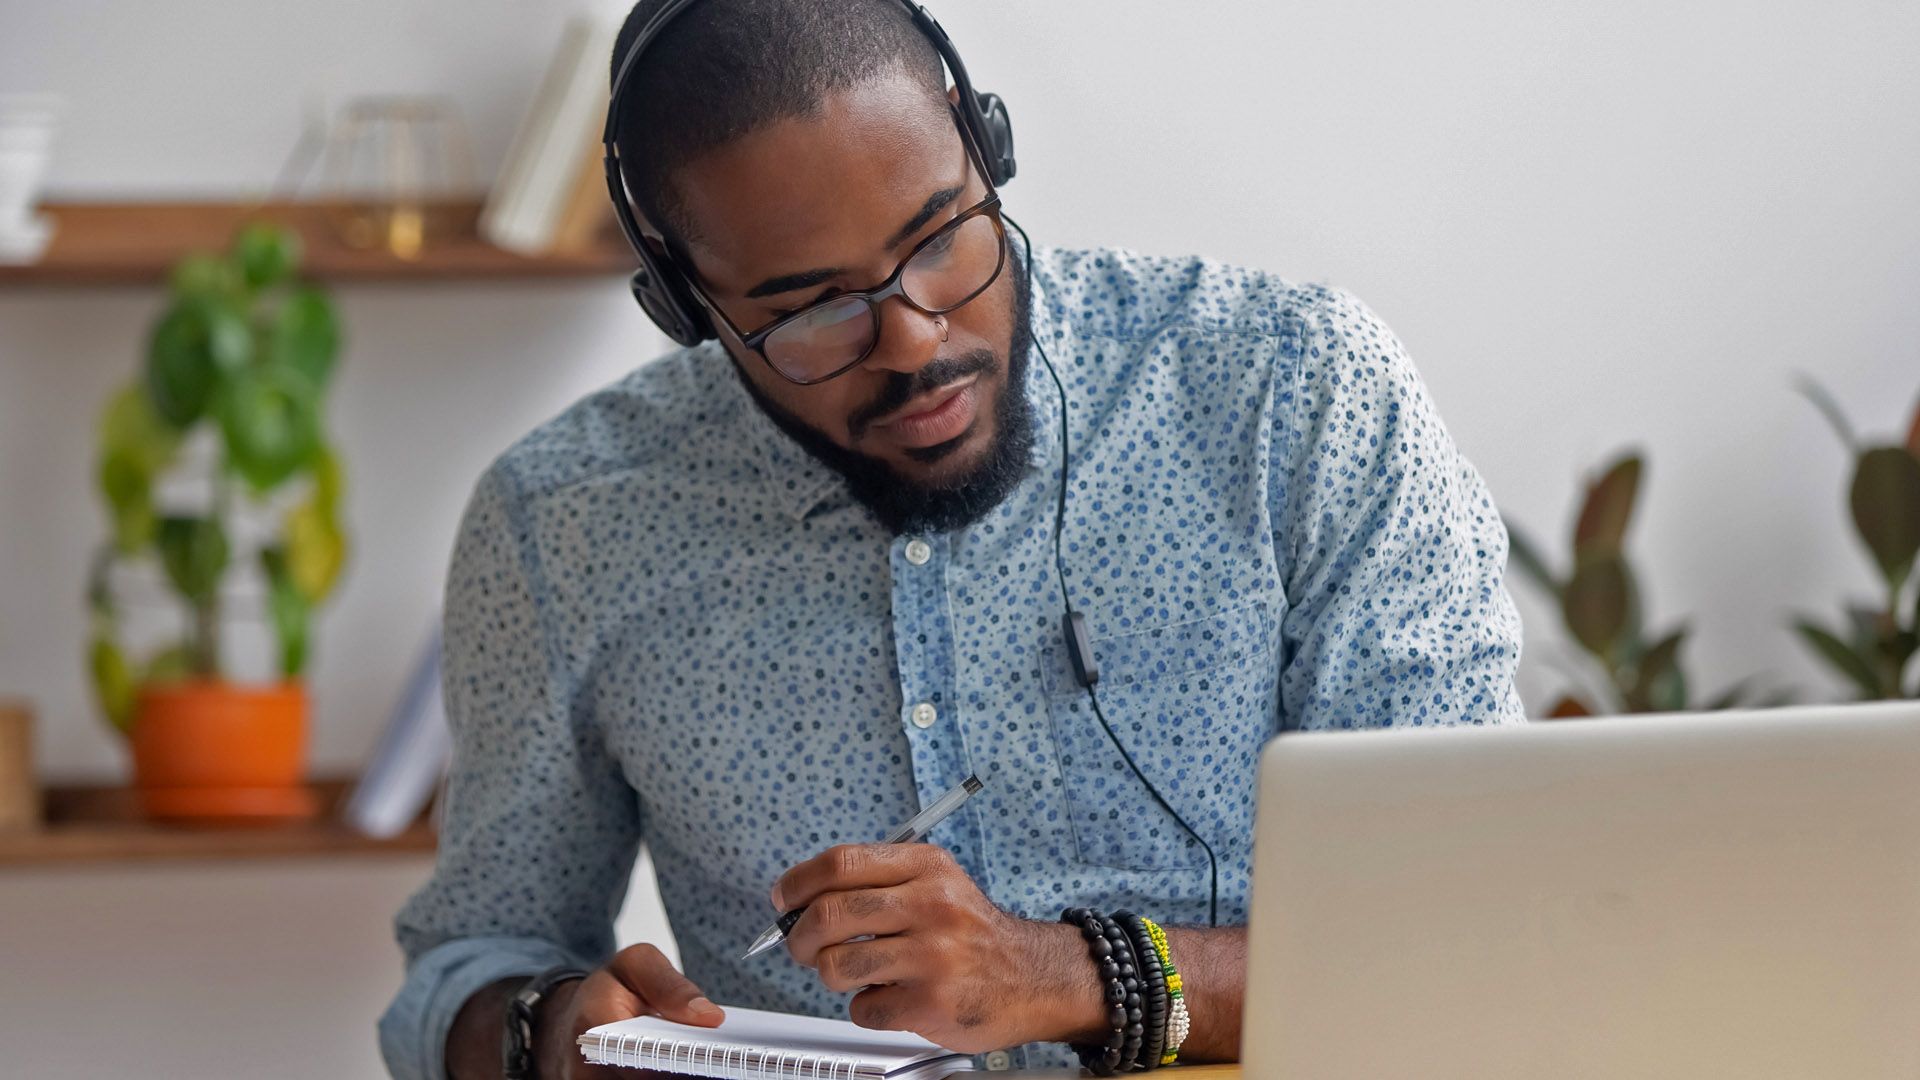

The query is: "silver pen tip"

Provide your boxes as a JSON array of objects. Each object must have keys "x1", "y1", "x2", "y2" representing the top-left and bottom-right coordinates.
[{"x1": 741, "y1": 924, "x2": 786, "y2": 960}]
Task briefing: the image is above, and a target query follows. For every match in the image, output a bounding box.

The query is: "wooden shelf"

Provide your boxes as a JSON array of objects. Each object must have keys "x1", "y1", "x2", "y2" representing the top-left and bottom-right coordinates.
[
  {"x1": 0, "y1": 199, "x2": 634, "y2": 286},
  {"x1": 0, "y1": 777, "x2": 436, "y2": 867}
]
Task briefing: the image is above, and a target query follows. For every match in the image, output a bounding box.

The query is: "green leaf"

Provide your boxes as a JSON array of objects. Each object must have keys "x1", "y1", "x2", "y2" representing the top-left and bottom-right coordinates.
[
  {"x1": 146, "y1": 298, "x2": 251, "y2": 425},
  {"x1": 1881, "y1": 630, "x2": 1918, "y2": 680},
  {"x1": 267, "y1": 286, "x2": 340, "y2": 391},
  {"x1": 99, "y1": 382, "x2": 181, "y2": 472},
  {"x1": 156, "y1": 516, "x2": 229, "y2": 604},
  {"x1": 260, "y1": 546, "x2": 311, "y2": 677},
  {"x1": 1563, "y1": 552, "x2": 1632, "y2": 657},
  {"x1": 97, "y1": 450, "x2": 156, "y2": 554},
  {"x1": 1630, "y1": 629, "x2": 1687, "y2": 712},
  {"x1": 1573, "y1": 454, "x2": 1642, "y2": 559},
  {"x1": 89, "y1": 636, "x2": 136, "y2": 735},
  {"x1": 168, "y1": 250, "x2": 240, "y2": 301},
  {"x1": 142, "y1": 643, "x2": 196, "y2": 685},
  {"x1": 233, "y1": 221, "x2": 302, "y2": 290},
  {"x1": 1795, "y1": 619, "x2": 1885, "y2": 699},
  {"x1": 1849, "y1": 447, "x2": 1920, "y2": 589},
  {"x1": 1704, "y1": 678, "x2": 1755, "y2": 711},
  {"x1": 217, "y1": 364, "x2": 321, "y2": 493},
  {"x1": 310, "y1": 443, "x2": 345, "y2": 515},
  {"x1": 1501, "y1": 519, "x2": 1557, "y2": 595},
  {"x1": 1796, "y1": 374, "x2": 1858, "y2": 451},
  {"x1": 284, "y1": 490, "x2": 347, "y2": 603}
]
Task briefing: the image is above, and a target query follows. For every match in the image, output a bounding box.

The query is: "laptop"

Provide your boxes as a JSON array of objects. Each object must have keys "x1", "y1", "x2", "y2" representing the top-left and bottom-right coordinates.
[{"x1": 1243, "y1": 702, "x2": 1920, "y2": 1079}]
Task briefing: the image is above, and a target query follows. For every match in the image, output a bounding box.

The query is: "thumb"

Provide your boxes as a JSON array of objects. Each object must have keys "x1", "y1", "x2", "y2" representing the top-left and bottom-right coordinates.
[{"x1": 608, "y1": 943, "x2": 727, "y2": 1027}]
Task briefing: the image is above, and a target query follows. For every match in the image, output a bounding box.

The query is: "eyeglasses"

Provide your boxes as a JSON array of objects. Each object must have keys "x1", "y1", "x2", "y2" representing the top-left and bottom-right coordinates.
[{"x1": 689, "y1": 114, "x2": 1010, "y2": 386}]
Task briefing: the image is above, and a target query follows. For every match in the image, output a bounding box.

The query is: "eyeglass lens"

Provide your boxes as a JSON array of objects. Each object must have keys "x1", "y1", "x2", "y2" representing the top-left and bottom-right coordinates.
[{"x1": 762, "y1": 212, "x2": 1004, "y2": 382}]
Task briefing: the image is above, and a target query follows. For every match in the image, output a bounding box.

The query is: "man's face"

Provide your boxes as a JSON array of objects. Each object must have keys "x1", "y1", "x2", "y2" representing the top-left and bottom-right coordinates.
[{"x1": 668, "y1": 74, "x2": 1026, "y2": 513}]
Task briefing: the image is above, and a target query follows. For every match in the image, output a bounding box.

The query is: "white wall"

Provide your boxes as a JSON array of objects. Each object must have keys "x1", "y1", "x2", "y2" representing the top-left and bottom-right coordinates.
[
  {"x1": 1, "y1": 0, "x2": 1917, "y2": 1073},
  {"x1": 5, "y1": 0, "x2": 1919, "y2": 775}
]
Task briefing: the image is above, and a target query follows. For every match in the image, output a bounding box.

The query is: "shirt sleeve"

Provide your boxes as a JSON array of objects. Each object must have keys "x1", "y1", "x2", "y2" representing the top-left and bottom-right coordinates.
[
  {"x1": 1272, "y1": 286, "x2": 1527, "y2": 729},
  {"x1": 379, "y1": 463, "x2": 644, "y2": 1080}
]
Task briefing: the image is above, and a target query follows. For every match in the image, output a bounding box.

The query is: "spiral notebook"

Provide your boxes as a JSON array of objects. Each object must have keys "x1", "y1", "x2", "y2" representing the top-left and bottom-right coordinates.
[{"x1": 578, "y1": 1005, "x2": 973, "y2": 1079}]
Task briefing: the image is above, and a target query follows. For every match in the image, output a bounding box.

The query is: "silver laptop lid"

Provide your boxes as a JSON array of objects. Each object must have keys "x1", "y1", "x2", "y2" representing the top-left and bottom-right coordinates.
[{"x1": 1244, "y1": 702, "x2": 1920, "y2": 1079}]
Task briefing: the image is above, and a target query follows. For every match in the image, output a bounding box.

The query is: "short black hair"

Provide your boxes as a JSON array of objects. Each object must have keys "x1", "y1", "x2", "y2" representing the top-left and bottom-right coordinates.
[{"x1": 609, "y1": 0, "x2": 949, "y2": 248}]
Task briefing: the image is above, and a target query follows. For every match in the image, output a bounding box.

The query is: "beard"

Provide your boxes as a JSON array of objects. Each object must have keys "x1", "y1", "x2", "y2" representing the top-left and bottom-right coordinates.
[{"x1": 741, "y1": 262, "x2": 1036, "y2": 536}]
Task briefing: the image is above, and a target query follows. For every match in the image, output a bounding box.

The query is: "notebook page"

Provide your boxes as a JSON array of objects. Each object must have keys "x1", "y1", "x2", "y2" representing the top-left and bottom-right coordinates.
[{"x1": 579, "y1": 1005, "x2": 971, "y2": 1076}]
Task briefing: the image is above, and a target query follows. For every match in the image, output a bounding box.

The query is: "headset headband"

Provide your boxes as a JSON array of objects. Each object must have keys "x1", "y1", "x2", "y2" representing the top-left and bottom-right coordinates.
[{"x1": 597, "y1": 0, "x2": 1015, "y2": 345}]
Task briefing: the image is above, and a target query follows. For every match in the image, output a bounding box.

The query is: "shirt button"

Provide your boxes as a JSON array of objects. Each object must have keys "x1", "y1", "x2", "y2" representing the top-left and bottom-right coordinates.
[
  {"x1": 984, "y1": 1050, "x2": 1012, "y2": 1071},
  {"x1": 904, "y1": 539, "x2": 932, "y2": 566},
  {"x1": 910, "y1": 703, "x2": 938, "y2": 729}
]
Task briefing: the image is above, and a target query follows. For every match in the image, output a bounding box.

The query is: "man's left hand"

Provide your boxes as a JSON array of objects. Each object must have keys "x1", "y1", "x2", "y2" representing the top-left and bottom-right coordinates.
[{"x1": 772, "y1": 844, "x2": 1104, "y2": 1054}]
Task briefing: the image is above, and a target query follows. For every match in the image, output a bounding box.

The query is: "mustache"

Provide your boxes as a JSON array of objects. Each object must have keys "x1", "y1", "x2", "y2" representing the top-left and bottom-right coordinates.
[{"x1": 847, "y1": 349, "x2": 997, "y2": 440}]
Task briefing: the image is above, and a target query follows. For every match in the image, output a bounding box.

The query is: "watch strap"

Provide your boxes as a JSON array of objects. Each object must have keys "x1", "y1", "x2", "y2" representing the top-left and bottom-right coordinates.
[{"x1": 502, "y1": 966, "x2": 590, "y2": 1080}]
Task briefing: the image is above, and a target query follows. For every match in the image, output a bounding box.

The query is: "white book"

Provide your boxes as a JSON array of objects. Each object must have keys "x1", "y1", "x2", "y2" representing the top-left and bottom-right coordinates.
[
  {"x1": 480, "y1": 16, "x2": 598, "y2": 253},
  {"x1": 487, "y1": 14, "x2": 618, "y2": 254},
  {"x1": 342, "y1": 631, "x2": 450, "y2": 839},
  {"x1": 579, "y1": 1006, "x2": 973, "y2": 1080}
]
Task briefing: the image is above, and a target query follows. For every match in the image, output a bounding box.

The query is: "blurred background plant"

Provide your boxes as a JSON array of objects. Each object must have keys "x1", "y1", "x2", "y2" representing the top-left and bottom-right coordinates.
[
  {"x1": 1505, "y1": 451, "x2": 1780, "y2": 717},
  {"x1": 1794, "y1": 379, "x2": 1920, "y2": 700},
  {"x1": 87, "y1": 222, "x2": 348, "y2": 734}
]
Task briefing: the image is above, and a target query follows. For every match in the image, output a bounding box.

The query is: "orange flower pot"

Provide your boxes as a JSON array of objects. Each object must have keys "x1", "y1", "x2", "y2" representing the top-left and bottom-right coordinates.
[{"x1": 130, "y1": 680, "x2": 318, "y2": 822}]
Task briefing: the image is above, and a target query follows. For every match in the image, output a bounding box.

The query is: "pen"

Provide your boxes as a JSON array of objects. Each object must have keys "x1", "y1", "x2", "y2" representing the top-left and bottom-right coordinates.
[{"x1": 742, "y1": 773, "x2": 985, "y2": 959}]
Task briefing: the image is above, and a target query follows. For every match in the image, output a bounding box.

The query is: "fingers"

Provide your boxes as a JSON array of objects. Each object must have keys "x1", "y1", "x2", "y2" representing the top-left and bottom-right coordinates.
[
  {"x1": 814, "y1": 936, "x2": 930, "y2": 994},
  {"x1": 773, "y1": 843, "x2": 954, "y2": 915},
  {"x1": 784, "y1": 884, "x2": 917, "y2": 968},
  {"x1": 847, "y1": 983, "x2": 921, "y2": 1033},
  {"x1": 605, "y1": 943, "x2": 725, "y2": 1027}
]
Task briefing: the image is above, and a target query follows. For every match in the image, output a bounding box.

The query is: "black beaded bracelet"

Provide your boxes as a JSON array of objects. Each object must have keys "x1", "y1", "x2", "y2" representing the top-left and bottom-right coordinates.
[
  {"x1": 1104, "y1": 914, "x2": 1146, "y2": 1071},
  {"x1": 1062, "y1": 907, "x2": 1140, "y2": 1075},
  {"x1": 1116, "y1": 912, "x2": 1170, "y2": 1071}
]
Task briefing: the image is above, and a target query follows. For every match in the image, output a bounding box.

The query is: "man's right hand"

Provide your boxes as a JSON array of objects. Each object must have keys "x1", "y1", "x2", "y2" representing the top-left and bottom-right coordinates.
[{"x1": 535, "y1": 943, "x2": 727, "y2": 1079}]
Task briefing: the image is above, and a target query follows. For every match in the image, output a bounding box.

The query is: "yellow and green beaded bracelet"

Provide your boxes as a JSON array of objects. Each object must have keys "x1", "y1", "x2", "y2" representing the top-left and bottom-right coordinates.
[{"x1": 1141, "y1": 917, "x2": 1189, "y2": 1065}]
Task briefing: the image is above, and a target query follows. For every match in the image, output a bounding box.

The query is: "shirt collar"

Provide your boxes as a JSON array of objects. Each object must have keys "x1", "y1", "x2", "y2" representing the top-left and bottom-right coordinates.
[{"x1": 711, "y1": 241, "x2": 1066, "y2": 524}]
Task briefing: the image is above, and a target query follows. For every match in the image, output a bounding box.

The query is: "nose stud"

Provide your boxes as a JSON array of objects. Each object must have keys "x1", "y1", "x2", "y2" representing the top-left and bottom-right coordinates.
[{"x1": 934, "y1": 314, "x2": 950, "y2": 343}]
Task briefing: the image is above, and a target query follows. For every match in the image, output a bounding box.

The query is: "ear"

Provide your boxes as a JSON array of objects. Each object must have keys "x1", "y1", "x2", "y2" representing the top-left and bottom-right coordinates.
[{"x1": 948, "y1": 85, "x2": 962, "y2": 107}]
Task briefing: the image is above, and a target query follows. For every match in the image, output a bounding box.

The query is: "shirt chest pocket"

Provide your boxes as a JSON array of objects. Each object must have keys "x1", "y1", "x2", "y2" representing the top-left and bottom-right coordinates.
[{"x1": 1041, "y1": 599, "x2": 1282, "y2": 872}]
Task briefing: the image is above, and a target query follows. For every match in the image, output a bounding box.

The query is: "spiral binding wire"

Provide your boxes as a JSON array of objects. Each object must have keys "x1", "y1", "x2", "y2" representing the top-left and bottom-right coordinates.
[{"x1": 584, "y1": 1031, "x2": 873, "y2": 1080}]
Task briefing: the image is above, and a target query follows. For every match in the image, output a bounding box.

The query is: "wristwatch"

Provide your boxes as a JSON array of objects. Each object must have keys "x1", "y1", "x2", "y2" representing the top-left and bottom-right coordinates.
[{"x1": 502, "y1": 966, "x2": 589, "y2": 1080}]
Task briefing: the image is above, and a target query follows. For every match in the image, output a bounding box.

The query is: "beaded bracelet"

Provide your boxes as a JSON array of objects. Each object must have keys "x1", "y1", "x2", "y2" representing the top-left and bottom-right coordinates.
[
  {"x1": 1115, "y1": 912, "x2": 1169, "y2": 1070},
  {"x1": 1140, "y1": 917, "x2": 1189, "y2": 1065},
  {"x1": 1104, "y1": 913, "x2": 1147, "y2": 1072},
  {"x1": 1061, "y1": 908, "x2": 1141, "y2": 1075}
]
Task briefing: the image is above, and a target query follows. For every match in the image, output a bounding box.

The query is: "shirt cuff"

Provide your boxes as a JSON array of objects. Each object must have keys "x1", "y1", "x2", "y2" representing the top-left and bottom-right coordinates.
[{"x1": 379, "y1": 936, "x2": 592, "y2": 1080}]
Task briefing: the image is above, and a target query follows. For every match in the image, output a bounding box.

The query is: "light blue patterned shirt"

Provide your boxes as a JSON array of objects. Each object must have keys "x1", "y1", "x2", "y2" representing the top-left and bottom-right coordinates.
[{"x1": 379, "y1": 245, "x2": 1525, "y2": 1079}]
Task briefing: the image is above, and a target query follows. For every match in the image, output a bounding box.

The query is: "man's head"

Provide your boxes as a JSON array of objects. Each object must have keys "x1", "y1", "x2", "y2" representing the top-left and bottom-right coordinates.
[{"x1": 610, "y1": 0, "x2": 1034, "y2": 535}]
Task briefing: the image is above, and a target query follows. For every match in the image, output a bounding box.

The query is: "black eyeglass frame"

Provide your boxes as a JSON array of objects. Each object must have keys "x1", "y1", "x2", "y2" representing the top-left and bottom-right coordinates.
[{"x1": 675, "y1": 110, "x2": 1009, "y2": 387}]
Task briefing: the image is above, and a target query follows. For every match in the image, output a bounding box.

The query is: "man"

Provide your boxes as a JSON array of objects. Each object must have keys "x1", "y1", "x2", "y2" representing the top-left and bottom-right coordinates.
[{"x1": 380, "y1": 1, "x2": 1526, "y2": 1077}]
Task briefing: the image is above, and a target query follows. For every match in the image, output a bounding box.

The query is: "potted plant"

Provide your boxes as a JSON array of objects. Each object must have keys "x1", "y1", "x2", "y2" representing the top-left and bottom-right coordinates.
[
  {"x1": 1505, "y1": 451, "x2": 1780, "y2": 716},
  {"x1": 87, "y1": 222, "x2": 347, "y2": 821},
  {"x1": 1794, "y1": 380, "x2": 1920, "y2": 699}
]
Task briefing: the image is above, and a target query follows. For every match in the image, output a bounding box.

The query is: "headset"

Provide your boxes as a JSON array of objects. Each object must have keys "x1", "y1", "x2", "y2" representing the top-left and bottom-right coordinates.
[
  {"x1": 602, "y1": 0, "x2": 1219, "y2": 926},
  {"x1": 603, "y1": 0, "x2": 1015, "y2": 347}
]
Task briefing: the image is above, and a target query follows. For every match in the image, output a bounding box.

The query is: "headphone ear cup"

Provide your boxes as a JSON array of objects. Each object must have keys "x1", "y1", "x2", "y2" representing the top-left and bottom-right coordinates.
[
  {"x1": 973, "y1": 91, "x2": 1016, "y2": 184},
  {"x1": 630, "y1": 254, "x2": 713, "y2": 347}
]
